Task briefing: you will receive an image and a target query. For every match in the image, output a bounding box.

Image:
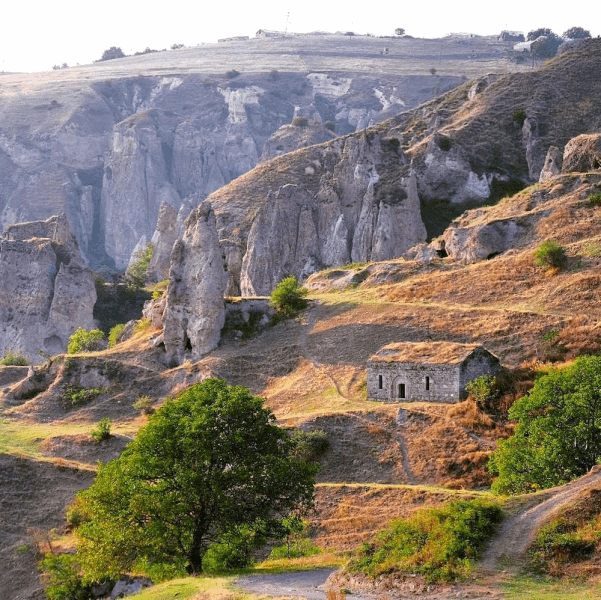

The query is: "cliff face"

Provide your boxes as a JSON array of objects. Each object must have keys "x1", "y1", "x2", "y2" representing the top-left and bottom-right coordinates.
[
  {"x1": 0, "y1": 53, "x2": 464, "y2": 270},
  {"x1": 0, "y1": 215, "x2": 96, "y2": 362}
]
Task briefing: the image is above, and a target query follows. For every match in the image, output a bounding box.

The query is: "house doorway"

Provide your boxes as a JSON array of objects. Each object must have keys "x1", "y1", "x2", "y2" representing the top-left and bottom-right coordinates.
[{"x1": 392, "y1": 378, "x2": 407, "y2": 400}]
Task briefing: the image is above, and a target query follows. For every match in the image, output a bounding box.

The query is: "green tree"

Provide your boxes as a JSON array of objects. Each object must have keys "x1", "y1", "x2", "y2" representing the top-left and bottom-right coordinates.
[
  {"x1": 72, "y1": 379, "x2": 318, "y2": 580},
  {"x1": 563, "y1": 27, "x2": 591, "y2": 39},
  {"x1": 269, "y1": 276, "x2": 308, "y2": 317},
  {"x1": 489, "y1": 356, "x2": 601, "y2": 495},
  {"x1": 99, "y1": 46, "x2": 125, "y2": 61},
  {"x1": 125, "y1": 242, "x2": 154, "y2": 290},
  {"x1": 67, "y1": 328, "x2": 105, "y2": 354}
]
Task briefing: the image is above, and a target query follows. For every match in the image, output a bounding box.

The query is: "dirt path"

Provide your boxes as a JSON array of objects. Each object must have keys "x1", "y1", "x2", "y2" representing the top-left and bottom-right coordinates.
[
  {"x1": 481, "y1": 464, "x2": 601, "y2": 570},
  {"x1": 234, "y1": 568, "x2": 340, "y2": 599}
]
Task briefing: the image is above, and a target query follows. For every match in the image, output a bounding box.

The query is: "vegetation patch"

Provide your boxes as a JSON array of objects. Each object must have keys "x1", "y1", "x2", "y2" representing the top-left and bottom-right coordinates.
[
  {"x1": 269, "y1": 276, "x2": 308, "y2": 317},
  {"x1": 533, "y1": 240, "x2": 567, "y2": 271},
  {"x1": 0, "y1": 350, "x2": 28, "y2": 366},
  {"x1": 90, "y1": 418, "x2": 111, "y2": 442},
  {"x1": 67, "y1": 328, "x2": 105, "y2": 354},
  {"x1": 63, "y1": 386, "x2": 105, "y2": 407},
  {"x1": 348, "y1": 498, "x2": 502, "y2": 583},
  {"x1": 107, "y1": 324, "x2": 125, "y2": 348}
]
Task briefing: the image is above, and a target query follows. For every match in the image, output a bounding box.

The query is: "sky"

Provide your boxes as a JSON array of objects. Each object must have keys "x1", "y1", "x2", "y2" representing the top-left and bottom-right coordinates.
[{"x1": 1, "y1": 0, "x2": 599, "y2": 73}]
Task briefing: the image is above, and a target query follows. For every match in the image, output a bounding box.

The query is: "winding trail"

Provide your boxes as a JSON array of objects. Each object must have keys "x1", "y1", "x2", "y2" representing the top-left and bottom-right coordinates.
[{"x1": 481, "y1": 464, "x2": 601, "y2": 570}]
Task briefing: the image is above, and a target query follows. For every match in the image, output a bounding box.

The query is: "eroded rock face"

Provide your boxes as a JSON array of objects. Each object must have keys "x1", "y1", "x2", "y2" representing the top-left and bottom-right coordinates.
[
  {"x1": 147, "y1": 202, "x2": 179, "y2": 283},
  {"x1": 162, "y1": 202, "x2": 228, "y2": 364},
  {"x1": 0, "y1": 215, "x2": 97, "y2": 362},
  {"x1": 237, "y1": 133, "x2": 427, "y2": 296},
  {"x1": 539, "y1": 146, "x2": 563, "y2": 181},
  {"x1": 562, "y1": 133, "x2": 601, "y2": 173}
]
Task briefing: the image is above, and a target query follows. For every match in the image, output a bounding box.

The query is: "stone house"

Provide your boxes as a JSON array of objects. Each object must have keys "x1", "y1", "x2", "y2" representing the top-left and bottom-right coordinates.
[{"x1": 367, "y1": 342, "x2": 500, "y2": 403}]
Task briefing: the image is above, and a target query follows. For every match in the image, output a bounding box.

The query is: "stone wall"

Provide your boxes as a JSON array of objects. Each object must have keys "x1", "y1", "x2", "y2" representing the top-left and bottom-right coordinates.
[
  {"x1": 367, "y1": 361, "x2": 460, "y2": 403},
  {"x1": 459, "y1": 348, "x2": 501, "y2": 395}
]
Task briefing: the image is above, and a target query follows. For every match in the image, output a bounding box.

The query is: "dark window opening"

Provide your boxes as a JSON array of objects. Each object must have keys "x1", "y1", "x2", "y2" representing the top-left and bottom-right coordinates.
[
  {"x1": 398, "y1": 383, "x2": 406, "y2": 399},
  {"x1": 378, "y1": 375, "x2": 383, "y2": 389},
  {"x1": 425, "y1": 376, "x2": 430, "y2": 391}
]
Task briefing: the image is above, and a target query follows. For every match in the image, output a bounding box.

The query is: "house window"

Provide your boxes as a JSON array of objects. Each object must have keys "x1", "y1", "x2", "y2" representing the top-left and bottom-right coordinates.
[
  {"x1": 425, "y1": 376, "x2": 430, "y2": 391},
  {"x1": 378, "y1": 375, "x2": 383, "y2": 389},
  {"x1": 398, "y1": 383, "x2": 406, "y2": 399}
]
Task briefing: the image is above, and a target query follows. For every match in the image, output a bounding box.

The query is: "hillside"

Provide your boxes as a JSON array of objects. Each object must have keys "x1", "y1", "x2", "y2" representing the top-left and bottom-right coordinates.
[{"x1": 3, "y1": 163, "x2": 601, "y2": 596}]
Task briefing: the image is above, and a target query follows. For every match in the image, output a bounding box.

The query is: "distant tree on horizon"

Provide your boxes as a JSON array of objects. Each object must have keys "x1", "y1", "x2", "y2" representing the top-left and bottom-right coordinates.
[
  {"x1": 395, "y1": 28, "x2": 405, "y2": 36},
  {"x1": 527, "y1": 27, "x2": 554, "y2": 41},
  {"x1": 563, "y1": 26, "x2": 591, "y2": 39},
  {"x1": 99, "y1": 46, "x2": 126, "y2": 61}
]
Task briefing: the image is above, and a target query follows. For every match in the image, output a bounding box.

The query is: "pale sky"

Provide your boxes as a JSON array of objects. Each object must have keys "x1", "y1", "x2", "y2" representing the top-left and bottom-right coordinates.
[{"x1": 1, "y1": 0, "x2": 598, "y2": 73}]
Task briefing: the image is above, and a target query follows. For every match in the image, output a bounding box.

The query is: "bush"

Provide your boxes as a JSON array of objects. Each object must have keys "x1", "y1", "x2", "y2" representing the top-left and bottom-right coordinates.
[
  {"x1": 324, "y1": 121, "x2": 336, "y2": 132},
  {"x1": 225, "y1": 69, "x2": 240, "y2": 79},
  {"x1": 108, "y1": 324, "x2": 125, "y2": 348},
  {"x1": 465, "y1": 375, "x2": 497, "y2": 408},
  {"x1": 39, "y1": 553, "x2": 96, "y2": 600},
  {"x1": 292, "y1": 116, "x2": 309, "y2": 128},
  {"x1": 269, "y1": 276, "x2": 308, "y2": 317},
  {"x1": 0, "y1": 350, "x2": 28, "y2": 366},
  {"x1": 125, "y1": 243, "x2": 154, "y2": 291},
  {"x1": 90, "y1": 418, "x2": 111, "y2": 442},
  {"x1": 133, "y1": 395, "x2": 155, "y2": 415},
  {"x1": 533, "y1": 240, "x2": 567, "y2": 270},
  {"x1": 67, "y1": 328, "x2": 105, "y2": 354},
  {"x1": 349, "y1": 499, "x2": 503, "y2": 583},
  {"x1": 563, "y1": 27, "x2": 591, "y2": 39},
  {"x1": 512, "y1": 108, "x2": 526, "y2": 127},
  {"x1": 64, "y1": 386, "x2": 105, "y2": 407},
  {"x1": 202, "y1": 525, "x2": 265, "y2": 573},
  {"x1": 99, "y1": 46, "x2": 125, "y2": 61},
  {"x1": 588, "y1": 193, "x2": 601, "y2": 206},
  {"x1": 292, "y1": 430, "x2": 330, "y2": 462}
]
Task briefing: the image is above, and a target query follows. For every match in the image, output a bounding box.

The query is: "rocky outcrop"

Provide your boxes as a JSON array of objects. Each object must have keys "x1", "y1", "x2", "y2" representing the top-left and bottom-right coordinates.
[
  {"x1": 539, "y1": 146, "x2": 563, "y2": 181},
  {"x1": 146, "y1": 202, "x2": 179, "y2": 282},
  {"x1": 0, "y1": 215, "x2": 97, "y2": 362},
  {"x1": 234, "y1": 132, "x2": 427, "y2": 296},
  {"x1": 562, "y1": 133, "x2": 601, "y2": 173},
  {"x1": 162, "y1": 202, "x2": 228, "y2": 364}
]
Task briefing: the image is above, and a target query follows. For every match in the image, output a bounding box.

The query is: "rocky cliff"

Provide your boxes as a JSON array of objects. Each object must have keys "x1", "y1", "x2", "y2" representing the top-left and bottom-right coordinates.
[
  {"x1": 0, "y1": 215, "x2": 96, "y2": 362},
  {"x1": 0, "y1": 33, "x2": 492, "y2": 271},
  {"x1": 199, "y1": 39, "x2": 601, "y2": 294}
]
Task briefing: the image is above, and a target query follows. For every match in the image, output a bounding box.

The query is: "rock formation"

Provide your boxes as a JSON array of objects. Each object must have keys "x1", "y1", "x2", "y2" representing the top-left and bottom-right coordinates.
[
  {"x1": 562, "y1": 133, "x2": 601, "y2": 173},
  {"x1": 0, "y1": 215, "x2": 97, "y2": 362},
  {"x1": 162, "y1": 202, "x2": 228, "y2": 364},
  {"x1": 539, "y1": 146, "x2": 563, "y2": 181}
]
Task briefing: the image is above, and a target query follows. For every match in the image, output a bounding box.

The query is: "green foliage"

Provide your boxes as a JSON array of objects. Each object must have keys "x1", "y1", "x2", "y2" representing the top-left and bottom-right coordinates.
[
  {"x1": 202, "y1": 524, "x2": 267, "y2": 573},
  {"x1": 134, "y1": 317, "x2": 152, "y2": 334},
  {"x1": 133, "y1": 395, "x2": 155, "y2": 415},
  {"x1": 489, "y1": 355, "x2": 601, "y2": 495},
  {"x1": 269, "y1": 276, "x2": 308, "y2": 317},
  {"x1": 512, "y1": 108, "x2": 526, "y2": 127},
  {"x1": 587, "y1": 193, "x2": 601, "y2": 206},
  {"x1": 292, "y1": 430, "x2": 330, "y2": 462},
  {"x1": 125, "y1": 243, "x2": 154, "y2": 291},
  {"x1": 533, "y1": 240, "x2": 567, "y2": 270},
  {"x1": 39, "y1": 553, "x2": 96, "y2": 600},
  {"x1": 71, "y1": 379, "x2": 318, "y2": 580},
  {"x1": 67, "y1": 328, "x2": 105, "y2": 354},
  {"x1": 64, "y1": 386, "x2": 105, "y2": 407},
  {"x1": 349, "y1": 499, "x2": 503, "y2": 583},
  {"x1": 465, "y1": 375, "x2": 498, "y2": 407},
  {"x1": 90, "y1": 418, "x2": 111, "y2": 442},
  {"x1": 0, "y1": 350, "x2": 28, "y2": 366},
  {"x1": 107, "y1": 324, "x2": 125, "y2": 348},
  {"x1": 527, "y1": 28, "x2": 554, "y2": 41},
  {"x1": 268, "y1": 516, "x2": 321, "y2": 559},
  {"x1": 324, "y1": 121, "x2": 336, "y2": 132}
]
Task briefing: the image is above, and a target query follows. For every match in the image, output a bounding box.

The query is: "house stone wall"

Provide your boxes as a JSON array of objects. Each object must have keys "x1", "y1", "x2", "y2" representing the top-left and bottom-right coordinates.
[
  {"x1": 459, "y1": 348, "x2": 501, "y2": 396},
  {"x1": 367, "y1": 361, "x2": 460, "y2": 403}
]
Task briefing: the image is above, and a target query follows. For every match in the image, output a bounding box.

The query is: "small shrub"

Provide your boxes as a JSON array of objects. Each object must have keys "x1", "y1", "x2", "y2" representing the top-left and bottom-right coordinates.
[
  {"x1": 465, "y1": 375, "x2": 497, "y2": 407},
  {"x1": 324, "y1": 121, "x2": 336, "y2": 132},
  {"x1": 533, "y1": 240, "x2": 567, "y2": 271},
  {"x1": 171, "y1": 43, "x2": 185, "y2": 50},
  {"x1": 429, "y1": 67, "x2": 437, "y2": 75},
  {"x1": 268, "y1": 536, "x2": 322, "y2": 559},
  {"x1": 90, "y1": 418, "x2": 111, "y2": 442},
  {"x1": 202, "y1": 525, "x2": 265, "y2": 573},
  {"x1": 64, "y1": 386, "x2": 105, "y2": 407},
  {"x1": 125, "y1": 243, "x2": 154, "y2": 291},
  {"x1": 269, "y1": 276, "x2": 308, "y2": 317},
  {"x1": 438, "y1": 136, "x2": 452, "y2": 151},
  {"x1": 108, "y1": 324, "x2": 125, "y2": 348},
  {"x1": 292, "y1": 116, "x2": 309, "y2": 128},
  {"x1": 512, "y1": 108, "x2": 526, "y2": 128},
  {"x1": 0, "y1": 350, "x2": 29, "y2": 366},
  {"x1": 269, "y1": 69, "x2": 279, "y2": 80},
  {"x1": 292, "y1": 430, "x2": 330, "y2": 461},
  {"x1": 134, "y1": 317, "x2": 152, "y2": 334},
  {"x1": 99, "y1": 46, "x2": 125, "y2": 61},
  {"x1": 67, "y1": 328, "x2": 105, "y2": 354},
  {"x1": 225, "y1": 69, "x2": 240, "y2": 79},
  {"x1": 39, "y1": 552, "x2": 96, "y2": 600},
  {"x1": 588, "y1": 193, "x2": 601, "y2": 206},
  {"x1": 133, "y1": 395, "x2": 155, "y2": 415}
]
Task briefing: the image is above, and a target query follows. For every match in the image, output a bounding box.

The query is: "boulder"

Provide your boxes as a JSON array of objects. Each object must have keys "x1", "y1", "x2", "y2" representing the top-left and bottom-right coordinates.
[
  {"x1": 162, "y1": 202, "x2": 228, "y2": 364},
  {"x1": 562, "y1": 133, "x2": 601, "y2": 173}
]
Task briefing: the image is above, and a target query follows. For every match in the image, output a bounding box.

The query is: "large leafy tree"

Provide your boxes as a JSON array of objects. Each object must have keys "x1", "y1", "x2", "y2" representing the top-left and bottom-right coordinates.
[
  {"x1": 490, "y1": 356, "x2": 601, "y2": 495},
  {"x1": 73, "y1": 379, "x2": 318, "y2": 579}
]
